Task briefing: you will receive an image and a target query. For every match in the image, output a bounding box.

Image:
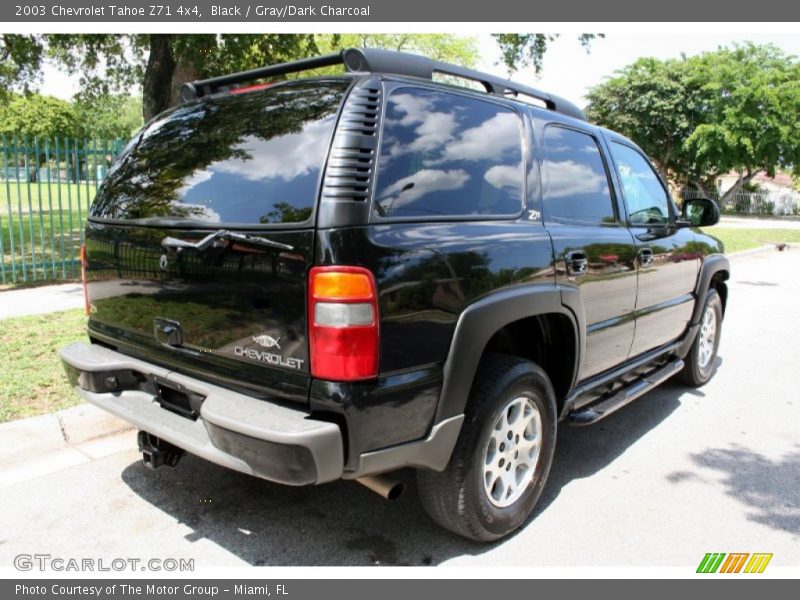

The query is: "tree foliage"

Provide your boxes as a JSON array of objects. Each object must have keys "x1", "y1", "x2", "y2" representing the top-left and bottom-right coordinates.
[
  {"x1": 5, "y1": 34, "x2": 481, "y2": 124},
  {"x1": 586, "y1": 43, "x2": 800, "y2": 198},
  {"x1": 46, "y1": 34, "x2": 320, "y2": 120},
  {"x1": 73, "y1": 95, "x2": 144, "y2": 139},
  {"x1": 317, "y1": 34, "x2": 479, "y2": 66},
  {"x1": 493, "y1": 34, "x2": 604, "y2": 74},
  {"x1": 0, "y1": 94, "x2": 79, "y2": 139},
  {"x1": 0, "y1": 93, "x2": 142, "y2": 141},
  {"x1": 0, "y1": 35, "x2": 44, "y2": 104}
]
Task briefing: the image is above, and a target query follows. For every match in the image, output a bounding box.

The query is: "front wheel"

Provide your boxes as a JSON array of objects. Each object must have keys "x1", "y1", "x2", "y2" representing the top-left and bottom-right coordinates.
[
  {"x1": 679, "y1": 288, "x2": 723, "y2": 387},
  {"x1": 417, "y1": 354, "x2": 557, "y2": 542}
]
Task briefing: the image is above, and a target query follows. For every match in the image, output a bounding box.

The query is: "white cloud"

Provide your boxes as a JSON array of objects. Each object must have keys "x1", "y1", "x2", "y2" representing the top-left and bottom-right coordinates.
[
  {"x1": 437, "y1": 112, "x2": 520, "y2": 163},
  {"x1": 484, "y1": 164, "x2": 522, "y2": 190},
  {"x1": 212, "y1": 118, "x2": 332, "y2": 182},
  {"x1": 408, "y1": 111, "x2": 458, "y2": 153},
  {"x1": 378, "y1": 169, "x2": 470, "y2": 208},
  {"x1": 542, "y1": 159, "x2": 608, "y2": 198},
  {"x1": 178, "y1": 169, "x2": 213, "y2": 195},
  {"x1": 390, "y1": 92, "x2": 435, "y2": 126}
]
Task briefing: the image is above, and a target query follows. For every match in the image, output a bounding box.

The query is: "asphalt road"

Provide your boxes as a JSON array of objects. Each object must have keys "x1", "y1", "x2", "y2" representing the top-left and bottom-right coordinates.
[{"x1": 1, "y1": 249, "x2": 798, "y2": 569}]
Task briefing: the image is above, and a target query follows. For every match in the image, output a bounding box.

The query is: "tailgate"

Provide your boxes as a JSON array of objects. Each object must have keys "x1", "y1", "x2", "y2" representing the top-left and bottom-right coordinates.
[{"x1": 82, "y1": 79, "x2": 350, "y2": 405}]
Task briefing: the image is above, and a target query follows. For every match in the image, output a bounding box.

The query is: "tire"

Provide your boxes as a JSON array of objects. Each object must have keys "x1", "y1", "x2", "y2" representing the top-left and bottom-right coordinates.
[
  {"x1": 679, "y1": 288, "x2": 723, "y2": 387},
  {"x1": 417, "y1": 354, "x2": 557, "y2": 542}
]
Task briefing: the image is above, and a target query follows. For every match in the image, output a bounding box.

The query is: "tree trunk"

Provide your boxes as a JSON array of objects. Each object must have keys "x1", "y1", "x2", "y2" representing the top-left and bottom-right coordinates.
[
  {"x1": 169, "y1": 56, "x2": 200, "y2": 109},
  {"x1": 142, "y1": 34, "x2": 175, "y2": 121},
  {"x1": 689, "y1": 179, "x2": 710, "y2": 197},
  {"x1": 719, "y1": 169, "x2": 757, "y2": 205}
]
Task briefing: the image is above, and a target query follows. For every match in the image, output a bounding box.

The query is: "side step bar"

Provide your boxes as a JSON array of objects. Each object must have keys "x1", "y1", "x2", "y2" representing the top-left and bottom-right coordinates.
[{"x1": 568, "y1": 359, "x2": 684, "y2": 426}]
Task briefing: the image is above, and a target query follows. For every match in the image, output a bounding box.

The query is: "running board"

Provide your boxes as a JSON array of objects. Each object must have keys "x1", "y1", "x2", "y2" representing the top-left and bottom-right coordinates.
[{"x1": 568, "y1": 359, "x2": 684, "y2": 426}]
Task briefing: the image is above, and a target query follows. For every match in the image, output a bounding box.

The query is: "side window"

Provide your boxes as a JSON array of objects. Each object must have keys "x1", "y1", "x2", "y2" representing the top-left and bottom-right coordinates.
[
  {"x1": 374, "y1": 88, "x2": 524, "y2": 219},
  {"x1": 610, "y1": 142, "x2": 671, "y2": 225},
  {"x1": 541, "y1": 126, "x2": 616, "y2": 225}
]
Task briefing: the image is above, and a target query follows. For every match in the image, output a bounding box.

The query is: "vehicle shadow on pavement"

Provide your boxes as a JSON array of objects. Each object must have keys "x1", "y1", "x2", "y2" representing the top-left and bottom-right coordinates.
[
  {"x1": 534, "y1": 381, "x2": 683, "y2": 516},
  {"x1": 670, "y1": 445, "x2": 800, "y2": 535},
  {"x1": 120, "y1": 380, "x2": 689, "y2": 566}
]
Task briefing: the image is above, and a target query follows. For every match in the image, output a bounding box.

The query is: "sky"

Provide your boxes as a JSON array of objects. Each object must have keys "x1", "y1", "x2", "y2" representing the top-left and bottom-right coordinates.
[
  {"x1": 476, "y1": 33, "x2": 800, "y2": 105},
  {"x1": 40, "y1": 32, "x2": 800, "y2": 107}
]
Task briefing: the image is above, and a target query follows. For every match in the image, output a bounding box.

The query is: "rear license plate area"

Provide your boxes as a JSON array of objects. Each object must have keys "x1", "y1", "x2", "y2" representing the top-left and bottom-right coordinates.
[{"x1": 149, "y1": 376, "x2": 204, "y2": 421}]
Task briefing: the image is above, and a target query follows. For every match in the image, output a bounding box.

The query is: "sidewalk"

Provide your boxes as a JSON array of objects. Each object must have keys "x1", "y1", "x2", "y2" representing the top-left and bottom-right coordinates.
[
  {"x1": 0, "y1": 403, "x2": 134, "y2": 489},
  {"x1": 719, "y1": 215, "x2": 800, "y2": 229},
  {"x1": 0, "y1": 282, "x2": 84, "y2": 320}
]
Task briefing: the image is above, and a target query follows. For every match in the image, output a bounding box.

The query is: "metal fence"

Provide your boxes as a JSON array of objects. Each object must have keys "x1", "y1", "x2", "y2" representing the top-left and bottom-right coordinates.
[
  {"x1": 0, "y1": 136, "x2": 125, "y2": 285},
  {"x1": 680, "y1": 188, "x2": 800, "y2": 216}
]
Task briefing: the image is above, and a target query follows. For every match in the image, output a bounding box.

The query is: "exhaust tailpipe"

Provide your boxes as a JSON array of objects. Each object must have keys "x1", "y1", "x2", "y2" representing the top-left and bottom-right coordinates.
[{"x1": 356, "y1": 475, "x2": 405, "y2": 500}]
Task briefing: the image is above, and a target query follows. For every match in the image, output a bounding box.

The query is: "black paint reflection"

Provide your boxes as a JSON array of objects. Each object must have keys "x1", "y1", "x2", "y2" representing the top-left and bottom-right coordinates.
[{"x1": 92, "y1": 80, "x2": 348, "y2": 225}]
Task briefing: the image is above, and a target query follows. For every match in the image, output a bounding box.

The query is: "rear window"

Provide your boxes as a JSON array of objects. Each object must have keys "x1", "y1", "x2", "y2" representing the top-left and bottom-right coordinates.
[
  {"x1": 374, "y1": 87, "x2": 524, "y2": 219},
  {"x1": 91, "y1": 80, "x2": 349, "y2": 225}
]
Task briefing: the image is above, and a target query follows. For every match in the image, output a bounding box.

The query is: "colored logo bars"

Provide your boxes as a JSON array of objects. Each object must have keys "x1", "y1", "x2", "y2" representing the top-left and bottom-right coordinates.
[{"x1": 696, "y1": 552, "x2": 773, "y2": 573}]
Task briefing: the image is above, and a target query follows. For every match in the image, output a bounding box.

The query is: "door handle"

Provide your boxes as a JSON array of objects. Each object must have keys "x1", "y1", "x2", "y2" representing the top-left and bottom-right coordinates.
[
  {"x1": 638, "y1": 247, "x2": 654, "y2": 267},
  {"x1": 565, "y1": 251, "x2": 588, "y2": 275}
]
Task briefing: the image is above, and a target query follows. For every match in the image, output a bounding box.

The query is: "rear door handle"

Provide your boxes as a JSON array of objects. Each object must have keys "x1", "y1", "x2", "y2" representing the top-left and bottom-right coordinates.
[
  {"x1": 638, "y1": 247, "x2": 654, "y2": 267},
  {"x1": 565, "y1": 250, "x2": 588, "y2": 275}
]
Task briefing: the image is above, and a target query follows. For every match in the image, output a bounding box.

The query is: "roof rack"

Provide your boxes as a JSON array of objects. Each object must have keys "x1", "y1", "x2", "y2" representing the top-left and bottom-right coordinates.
[{"x1": 180, "y1": 47, "x2": 587, "y2": 122}]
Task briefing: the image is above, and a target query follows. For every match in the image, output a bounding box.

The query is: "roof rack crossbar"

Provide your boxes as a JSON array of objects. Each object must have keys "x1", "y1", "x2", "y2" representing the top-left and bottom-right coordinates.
[
  {"x1": 180, "y1": 52, "x2": 345, "y2": 101},
  {"x1": 180, "y1": 47, "x2": 586, "y2": 122}
]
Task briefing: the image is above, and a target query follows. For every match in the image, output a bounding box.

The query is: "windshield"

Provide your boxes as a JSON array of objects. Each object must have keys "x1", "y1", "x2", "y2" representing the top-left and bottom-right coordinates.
[{"x1": 91, "y1": 80, "x2": 349, "y2": 225}]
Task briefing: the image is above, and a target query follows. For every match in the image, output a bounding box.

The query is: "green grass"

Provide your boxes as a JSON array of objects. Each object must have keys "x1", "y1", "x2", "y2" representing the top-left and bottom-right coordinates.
[
  {"x1": 0, "y1": 309, "x2": 88, "y2": 423},
  {"x1": 704, "y1": 227, "x2": 800, "y2": 254},
  {"x1": 0, "y1": 209, "x2": 86, "y2": 284},
  {"x1": 0, "y1": 182, "x2": 97, "y2": 215},
  {"x1": 0, "y1": 181, "x2": 95, "y2": 285}
]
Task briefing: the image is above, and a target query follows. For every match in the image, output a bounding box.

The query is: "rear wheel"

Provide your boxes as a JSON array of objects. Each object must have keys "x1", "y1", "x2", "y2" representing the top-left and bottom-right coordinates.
[
  {"x1": 417, "y1": 354, "x2": 557, "y2": 541},
  {"x1": 679, "y1": 288, "x2": 722, "y2": 387}
]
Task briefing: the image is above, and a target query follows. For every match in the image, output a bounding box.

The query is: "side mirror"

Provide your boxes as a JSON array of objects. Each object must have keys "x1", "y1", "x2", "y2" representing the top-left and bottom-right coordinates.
[{"x1": 681, "y1": 198, "x2": 720, "y2": 227}]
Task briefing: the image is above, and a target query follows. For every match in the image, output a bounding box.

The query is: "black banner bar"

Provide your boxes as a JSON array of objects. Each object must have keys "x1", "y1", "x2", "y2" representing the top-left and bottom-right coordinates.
[
  {"x1": 3, "y1": 0, "x2": 800, "y2": 22},
  {"x1": 3, "y1": 579, "x2": 795, "y2": 600}
]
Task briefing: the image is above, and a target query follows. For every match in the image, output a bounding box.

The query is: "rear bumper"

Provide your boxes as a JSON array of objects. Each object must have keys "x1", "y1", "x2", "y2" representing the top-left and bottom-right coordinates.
[{"x1": 59, "y1": 342, "x2": 344, "y2": 485}]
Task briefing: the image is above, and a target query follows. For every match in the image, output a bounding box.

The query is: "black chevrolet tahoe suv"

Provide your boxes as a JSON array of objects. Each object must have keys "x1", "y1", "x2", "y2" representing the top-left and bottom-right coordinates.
[{"x1": 61, "y1": 48, "x2": 729, "y2": 541}]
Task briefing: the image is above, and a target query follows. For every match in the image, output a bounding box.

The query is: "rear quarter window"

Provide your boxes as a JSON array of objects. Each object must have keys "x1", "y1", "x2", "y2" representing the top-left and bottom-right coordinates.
[
  {"x1": 374, "y1": 87, "x2": 524, "y2": 219},
  {"x1": 91, "y1": 80, "x2": 349, "y2": 225}
]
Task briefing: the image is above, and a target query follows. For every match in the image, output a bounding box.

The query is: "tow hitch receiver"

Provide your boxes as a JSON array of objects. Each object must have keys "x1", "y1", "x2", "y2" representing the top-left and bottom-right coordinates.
[{"x1": 137, "y1": 431, "x2": 185, "y2": 469}]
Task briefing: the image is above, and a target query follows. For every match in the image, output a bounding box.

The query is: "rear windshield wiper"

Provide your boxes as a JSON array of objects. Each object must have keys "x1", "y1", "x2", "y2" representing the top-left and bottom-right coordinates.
[{"x1": 161, "y1": 230, "x2": 294, "y2": 252}]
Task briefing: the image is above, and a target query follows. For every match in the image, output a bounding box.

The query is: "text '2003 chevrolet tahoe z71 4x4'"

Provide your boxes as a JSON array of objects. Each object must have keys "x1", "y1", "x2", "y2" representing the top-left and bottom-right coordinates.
[{"x1": 61, "y1": 48, "x2": 729, "y2": 541}]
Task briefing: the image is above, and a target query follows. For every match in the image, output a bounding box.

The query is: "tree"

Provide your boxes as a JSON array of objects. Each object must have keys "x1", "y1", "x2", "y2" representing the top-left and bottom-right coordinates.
[
  {"x1": 30, "y1": 34, "x2": 480, "y2": 123},
  {"x1": 585, "y1": 57, "x2": 700, "y2": 184},
  {"x1": 0, "y1": 94, "x2": 79, "y2": 139},
  {"x1": 317, "y1": 34, "x2": 478, "y2": 67},
  {"x1": 493, "y1": 34, "x2": 604, "y2": 74},
  {"x1": 46, "y1": 34, "x2": 320, "y2": 120},
  {"x1": 683, "y1": 44, "x2": 800, "y2": 199},
  {"x1": 0, "y1": 35, "x2": 43, "y2": 104},
  {"x1": 586, "y1": 43, "x2": 800, "y2": 201},
  {"x1": 73, "y1": 95, "x2": 144, "y2": 140},
  {"x1": 0, "y1": 94, "x2": 83, "y2": 181}
]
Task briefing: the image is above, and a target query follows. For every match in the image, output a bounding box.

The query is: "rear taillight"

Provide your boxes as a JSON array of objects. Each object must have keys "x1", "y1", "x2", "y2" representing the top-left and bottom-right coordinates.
[
  {"x1": 80, "y1": 243, "x2": 90, "y2": 315},
  {"x1": 308, "y1": 266, "x2": 379, "y2": 381}
]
